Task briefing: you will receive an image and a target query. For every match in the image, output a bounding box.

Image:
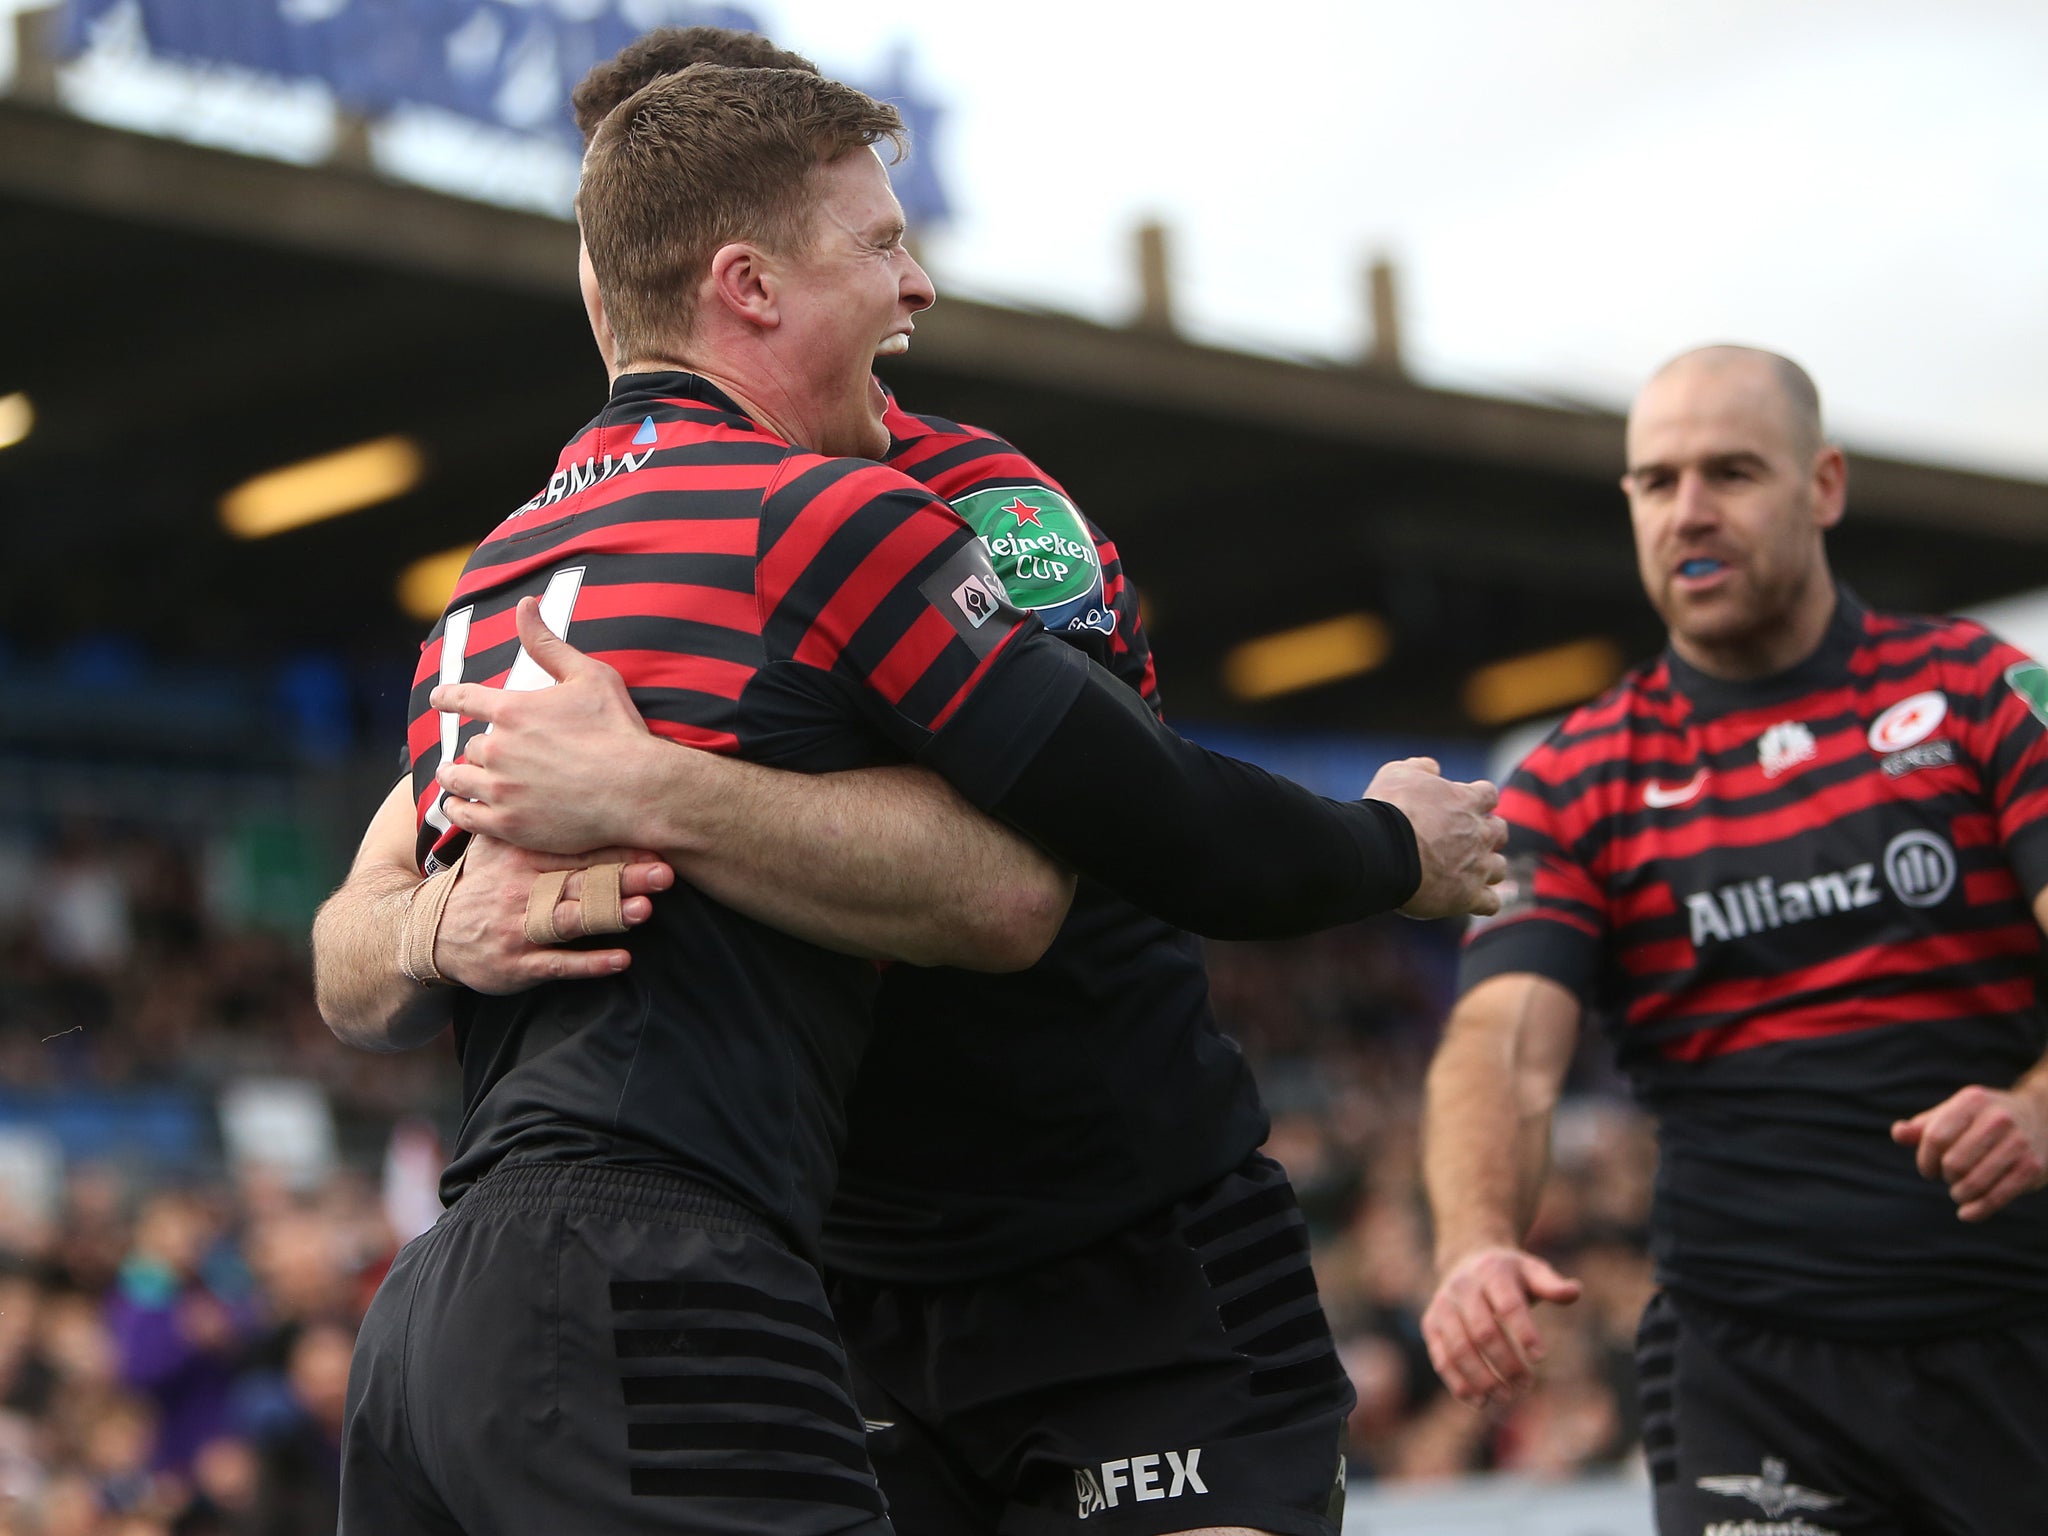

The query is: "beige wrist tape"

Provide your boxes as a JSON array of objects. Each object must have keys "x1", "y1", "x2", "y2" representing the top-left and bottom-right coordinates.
[
  {"x1": 399, "y1": 852, "x2": 466, "y2": 987},
  {"x1": 523, "y1": 862, "x2": 630, "y2": 945}
]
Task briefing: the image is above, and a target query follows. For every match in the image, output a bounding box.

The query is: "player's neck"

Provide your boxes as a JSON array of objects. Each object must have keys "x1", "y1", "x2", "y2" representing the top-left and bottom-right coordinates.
[
  {"x1": 1670, "y1": 567, "x2": 1838, "y2": 683},
  {"x1": 610, "y1": 353, "x2": 805, "y2": 448}
]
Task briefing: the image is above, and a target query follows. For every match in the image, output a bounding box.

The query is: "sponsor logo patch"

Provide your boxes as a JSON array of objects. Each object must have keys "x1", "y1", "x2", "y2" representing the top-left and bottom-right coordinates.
[
  {"x1": 1683, "y1": 830, "x2": 1956, "y2": 945},
  {"x1": 950, "y1": 573, "x2": 1005, "y2": 629},
  {"x1": 2008, "y1": 659, "x2": 2048, "y2": 727},
  {"x1": 1073, "y1": 1449, "x2": 1206, "y2": 1519},
  {"x1": 1883, "y1": 828, "x2": 1956, "y2": 907},
  {"x1": 951, "y1": 484, "x2": 1116, "y2": 639},
  {"x1": 1698, "y1": 1457, "x2": 1844, "y2": 1521},
  {"x1": 1074, "y1": 1468, "x2": 1106, "y2": 1519},
  {"x1": 1643, "y1": 768, "x2": 1708, "y2": 808},
  {"x1": 1757, "y1": 720, "x2": 1818, "y2": 779},
  {"x1": 1868, "y1": 690, "x2": 1947, "y2": 753},
  {"x1": 918, "y1": 541, "x2": 1028, "y2": 659},
  {"x1": 1880, "y1": 738, "x2": 1956, "y2": 778},
  {"x1": 1687, "y1": 866, "x2": 1879, "y2": 946}
]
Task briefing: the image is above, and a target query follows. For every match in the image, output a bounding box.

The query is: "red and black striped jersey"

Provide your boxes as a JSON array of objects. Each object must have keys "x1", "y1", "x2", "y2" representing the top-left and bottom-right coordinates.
[
  {"x1": 403, "y1": 372, "x2": 1081, "y2": 1249},
  {"x1": 823, "y1": 405, "x2": 1267, "y2": 1284},
  {"x1": 1462, "y1": 589, "x2": 2048, "y2": 1333}
]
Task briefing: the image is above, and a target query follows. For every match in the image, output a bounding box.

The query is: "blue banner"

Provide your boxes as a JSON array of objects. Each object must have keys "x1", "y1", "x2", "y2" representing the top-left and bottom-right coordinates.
[{"x1": 60, "y1": 0, "x2": 950, "y2": 222}]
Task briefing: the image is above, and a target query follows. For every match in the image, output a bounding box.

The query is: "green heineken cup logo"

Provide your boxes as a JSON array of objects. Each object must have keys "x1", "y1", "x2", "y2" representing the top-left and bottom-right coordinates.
[
  {"x1": 951, "y1": 486, "x2": 1101, "y2": 615},
  {"x1": 2007, "y1": 659, "x2": 2048, "y2": 728}
]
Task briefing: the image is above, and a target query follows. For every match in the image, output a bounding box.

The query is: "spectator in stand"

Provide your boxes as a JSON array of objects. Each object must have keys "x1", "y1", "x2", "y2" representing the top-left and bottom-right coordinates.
[{"x1": 104, "y1": 1194, "x2": 249, "y2": 1478}]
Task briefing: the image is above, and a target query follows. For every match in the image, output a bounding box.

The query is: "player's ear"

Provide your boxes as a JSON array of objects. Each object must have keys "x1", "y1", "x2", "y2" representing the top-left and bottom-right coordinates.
[
  {"x1": 707, "y1": 242, "x2": 778, "y2": 329},
  {"x1": 1812, "y1": 445, "x2": 1847, "y2": 530}
]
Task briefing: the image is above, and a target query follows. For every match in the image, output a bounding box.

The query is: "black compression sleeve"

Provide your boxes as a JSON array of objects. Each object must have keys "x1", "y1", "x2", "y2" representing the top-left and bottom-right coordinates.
[{"x1": 928, "y1": 639, "x2": 1420, "y2": 939}]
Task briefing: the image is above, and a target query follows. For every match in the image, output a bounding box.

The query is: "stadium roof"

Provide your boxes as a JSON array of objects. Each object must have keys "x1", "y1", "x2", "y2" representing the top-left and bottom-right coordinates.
[{"x1": 10, "y1": 96, "x2": 2048, "y2": 737}]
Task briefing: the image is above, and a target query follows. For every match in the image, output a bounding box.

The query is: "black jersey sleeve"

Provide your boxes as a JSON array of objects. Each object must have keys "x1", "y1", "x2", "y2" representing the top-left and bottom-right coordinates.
[
  {"x1": 1951, "y1": 624, "x2": 2048, "y2": 897},
  {"x1": 1088, "y1": 517, "x2": 1162, "y2": 714},
  {"x1": 926, "y1": 636, "x2": 1421, "y2": 939},
  {"x1": 1458, "y1": 734, "x2": 1609, "y2": 1001}
]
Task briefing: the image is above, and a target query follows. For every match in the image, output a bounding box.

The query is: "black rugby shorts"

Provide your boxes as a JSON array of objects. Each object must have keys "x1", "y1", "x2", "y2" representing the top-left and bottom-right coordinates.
[
  {"x1": 341, "y1": 1161, "x2": 892, "y2": 1536},
  {"x1": 827, "y1": 1154, "x2": 1352, "y2": 1536},
  {"x1": 1637, "y1": 1288, "x2": 2048, "y2": 1536}
]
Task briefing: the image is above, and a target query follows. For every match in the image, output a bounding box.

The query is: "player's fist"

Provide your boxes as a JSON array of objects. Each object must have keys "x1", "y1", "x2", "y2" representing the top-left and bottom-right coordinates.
[
  {"x1": 1421, "y1": 1245, "x2": 1582, "y2": 1408},
  {"x1": 432, "y1": 835, "x2": 673, "y2": 994},
  {"x1": 1366, "y1": 758, "x2": 1509, "y2": 919},
  {"x1": 1892, "y1": 1082, "x2": 2048, "y2": 1222}
]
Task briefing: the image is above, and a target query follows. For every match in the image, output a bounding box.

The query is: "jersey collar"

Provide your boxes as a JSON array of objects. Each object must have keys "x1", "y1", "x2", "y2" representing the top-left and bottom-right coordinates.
[
  {"x1": 609, "y1": 370, "x2": 755, "y2": 427},
  {"x1": 1663, "y1": 584, "x2": 1867, "y2": 717}
]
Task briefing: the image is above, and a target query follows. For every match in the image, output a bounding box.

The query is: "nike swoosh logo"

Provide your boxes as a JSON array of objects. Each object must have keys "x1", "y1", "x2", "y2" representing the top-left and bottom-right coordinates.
[{"x1": 1642, "y1": 769, "x2": 1707, "y2": 808}]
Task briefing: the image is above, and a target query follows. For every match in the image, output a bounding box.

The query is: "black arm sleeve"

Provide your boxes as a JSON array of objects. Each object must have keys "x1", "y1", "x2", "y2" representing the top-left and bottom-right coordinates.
[{"x1": 924, "y1": 637, "x2": 1420, "y2": 939}]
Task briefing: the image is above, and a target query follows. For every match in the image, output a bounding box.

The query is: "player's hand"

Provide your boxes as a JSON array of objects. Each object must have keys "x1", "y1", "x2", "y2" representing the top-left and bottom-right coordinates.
[
  {"x1": 432, "y1": 834, "x2": 672, "y2": 994},
  {"x1": 432, "y1": 597, "x2": 671, "y2": 855},
  {"x1": 1421, "y1": 1245, "x2": 1582, "y2": 1408},
  {"x1": 1366, "y1": 758, "x2": 1509, "y2": 919},
  {"x1": 1892, "y1": 1083, "x2": 2048, "y2": 1222}
]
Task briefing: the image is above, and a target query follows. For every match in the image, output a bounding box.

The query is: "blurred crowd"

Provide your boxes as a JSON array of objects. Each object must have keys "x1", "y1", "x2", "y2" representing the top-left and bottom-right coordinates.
[
  {"x1": 0, "y1": 827, "x2": 447, "y2": 1121},
  {"x1": 0, "y1": 1169, "x2": 390, "y2": 1535},
  {"x1": 0, "y1": 827, "x2": 1655, "y2": 1531},
  {"x1": 0, "y1": 827, "x2": 439, "y2": 1535}
]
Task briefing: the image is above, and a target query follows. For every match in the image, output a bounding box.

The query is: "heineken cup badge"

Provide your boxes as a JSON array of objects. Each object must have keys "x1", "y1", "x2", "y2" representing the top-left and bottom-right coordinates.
[{"x1": 951, "y1": 486, "x2": 1117, "y2": 638}]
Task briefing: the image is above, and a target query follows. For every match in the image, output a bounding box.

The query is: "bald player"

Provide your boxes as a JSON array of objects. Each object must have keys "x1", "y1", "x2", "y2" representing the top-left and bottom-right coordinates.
[{"x1": 1421, "y1": 347, "x2": 2048, "y2": 1534}]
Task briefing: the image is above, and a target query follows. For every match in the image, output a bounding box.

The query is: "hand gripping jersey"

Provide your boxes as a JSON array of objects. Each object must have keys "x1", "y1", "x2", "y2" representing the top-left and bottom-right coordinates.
[
  {"x1": 820, "y1": 403, "x2": 1268, "y2": 1284},
  {"x1": 1462, "y1": 590, "x2": 2048, "y2": 1334},
  {"x1": 405, "y1": 373, "x2": 1079, "y2": 1249}
]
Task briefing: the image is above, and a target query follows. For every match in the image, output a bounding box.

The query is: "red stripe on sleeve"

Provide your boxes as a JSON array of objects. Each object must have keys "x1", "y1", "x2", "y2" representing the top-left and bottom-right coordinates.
[
  {"x1": 929, "y1": 623, "x2": 1029, "y2": 733},
  {"x1": 864, "y1": 608, "x2": 958, "y2": 708},
  {"x1": 790, "y1": 511, "x2": 958, "y2": 673},
  {"x1": 647, "y1": 720, "x2": 740, "y2": 753},
  {"x1": 1618, "y1": 938, "x2": 1694, "y2": 976},
  {"x1": 757, "y1": 464, "x2": 890, "y2": 617}
]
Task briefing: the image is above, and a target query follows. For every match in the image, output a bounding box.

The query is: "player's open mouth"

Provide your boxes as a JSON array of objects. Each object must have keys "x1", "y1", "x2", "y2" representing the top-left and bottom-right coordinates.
[
  {"x1": 1675, "y1": 557, "x2": 1728, "y2": 587},
  {"x1": 875, "y1": 331, "x2": 912, "y2": 357}
]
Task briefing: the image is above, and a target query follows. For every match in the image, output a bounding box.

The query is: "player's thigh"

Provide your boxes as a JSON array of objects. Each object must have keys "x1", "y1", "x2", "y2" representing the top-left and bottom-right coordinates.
[
  {"x1": 846, "y1": 1357, "x2": 1001, "y2": 1536},
  {"x1": 1637, "y1": 1291, "x2": 1908, "y2": 1536},
  {"x1": 339, "y1": 1231, "x2": 463, "y2": 1536},
  {"x1": 409, "y1": 1167, "x2": 893, "y2": 1536},
  {"x1": 1899, "y1": 1315, "x2": 2048, "y2": 1536}
]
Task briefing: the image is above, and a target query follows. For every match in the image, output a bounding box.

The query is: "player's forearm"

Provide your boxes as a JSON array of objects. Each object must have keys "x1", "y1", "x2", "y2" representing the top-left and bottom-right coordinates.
[
  {"x1": 1423, "y1": 1024, "x2": 1544, "y2": 1265},
  {"x1": 312, "y1": 780, "x2": 453, "y2": 1053},
  {"x1": 312, "y1": 865, "x2": 453, "y2": 1053},
  {"x1": 636, "y1": 751, "x2": 1073, "y2": 971},
  {"x1": 968, "y1": 652, "x2": 1418, "y2": 939},
  {"x1": 2012, "y1": 1050, "x2": 2048, "y2": 1117}
]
